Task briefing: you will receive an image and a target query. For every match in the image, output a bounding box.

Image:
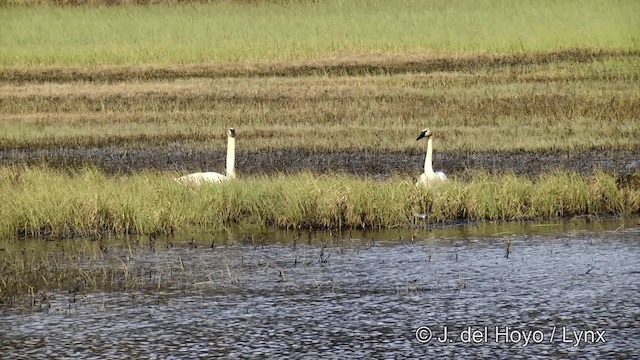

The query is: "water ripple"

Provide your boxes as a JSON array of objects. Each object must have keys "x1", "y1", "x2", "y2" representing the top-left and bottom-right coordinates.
[{"x1": 1, "y1": 227, "x2": 639, "y2": 358}]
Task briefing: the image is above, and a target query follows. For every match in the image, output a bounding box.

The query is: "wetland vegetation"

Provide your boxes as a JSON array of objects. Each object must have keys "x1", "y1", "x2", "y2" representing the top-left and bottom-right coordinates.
[
  {"x1": 1, "y1": 0, "x2": 639, "y2": 326},
  {"x1": 1, "y1": 166, "x2": 638, "y2": 239},
  {"x1": 0, "y1": 0, "x2": 637, "y2": 232}
]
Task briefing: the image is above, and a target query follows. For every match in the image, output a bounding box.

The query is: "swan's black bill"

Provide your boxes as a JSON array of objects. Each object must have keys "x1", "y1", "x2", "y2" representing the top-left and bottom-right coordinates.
[{"x1": 416, "y1": 130, "x2": 431, "y2": 141}]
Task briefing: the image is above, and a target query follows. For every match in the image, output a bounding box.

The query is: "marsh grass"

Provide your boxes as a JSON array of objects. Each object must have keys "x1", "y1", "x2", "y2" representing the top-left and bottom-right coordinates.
[
  {"x1": 1, "y1": 55, "x2": 639, "y2": 153},
  {"x1": 1, "y1": 0, "x2": 638, "y2": 67},
  {"x1": 1, "y1": 166, "x2": 638, "y2": 239}
]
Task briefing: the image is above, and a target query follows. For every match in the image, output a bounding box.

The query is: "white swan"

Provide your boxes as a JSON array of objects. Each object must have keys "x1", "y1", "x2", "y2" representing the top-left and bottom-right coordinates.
[
  {"x1": 175, "y1": 127, "x2": 236, "y2": 185},
  {"x1": 415, "y1": 128, "x2": 447, "y2": 187}
]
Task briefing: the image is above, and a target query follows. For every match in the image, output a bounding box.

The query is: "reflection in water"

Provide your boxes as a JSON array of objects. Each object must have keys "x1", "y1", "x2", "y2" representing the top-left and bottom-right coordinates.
[{"x1": 1, "y1": 219, "x2": 639, "y2": 358}]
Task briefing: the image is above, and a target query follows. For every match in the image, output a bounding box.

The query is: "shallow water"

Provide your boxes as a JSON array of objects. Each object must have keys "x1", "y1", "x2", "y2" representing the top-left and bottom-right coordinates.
[{"x1": 1, "y1": 219, "x2": 639, "y2": 359}]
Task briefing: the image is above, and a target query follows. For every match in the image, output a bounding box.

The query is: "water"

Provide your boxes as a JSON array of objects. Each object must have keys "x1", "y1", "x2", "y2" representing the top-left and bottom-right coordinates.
[{"x1": 1, "y1": 219, "x2": 639, "y2": 358}]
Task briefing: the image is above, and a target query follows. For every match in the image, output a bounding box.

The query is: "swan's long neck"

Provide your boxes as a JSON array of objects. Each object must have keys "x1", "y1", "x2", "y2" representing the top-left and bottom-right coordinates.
[
  {"x1": 226, "y1": 135, "x2": 236, "y2": 179},
  {"x1": 424, "y1": 137, "x2": 434, "y2": 175}
]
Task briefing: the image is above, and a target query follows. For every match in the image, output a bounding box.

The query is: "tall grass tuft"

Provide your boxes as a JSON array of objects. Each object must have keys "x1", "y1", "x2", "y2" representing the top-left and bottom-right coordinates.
[{"x1": 1, "y1": 166, "x2": 638, "y2": 239}]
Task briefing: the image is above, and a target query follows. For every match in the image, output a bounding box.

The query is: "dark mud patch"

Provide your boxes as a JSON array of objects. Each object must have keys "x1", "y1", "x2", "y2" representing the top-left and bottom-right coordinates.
[
  {"x1": 1, "y1": 146, "x2": 638, "y2": 179},
  {"x1": 1, "y1": 48, "x2": 636, "y2": 83}
]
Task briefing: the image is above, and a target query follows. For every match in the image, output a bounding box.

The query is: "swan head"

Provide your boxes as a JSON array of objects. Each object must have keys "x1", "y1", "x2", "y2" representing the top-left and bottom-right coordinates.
[
  {"x1": 416, "y1": 128, "x2": 432, "y2": 141},
  {"x1": 228, "y1": 128, "x2": 236, "y2": 137}
]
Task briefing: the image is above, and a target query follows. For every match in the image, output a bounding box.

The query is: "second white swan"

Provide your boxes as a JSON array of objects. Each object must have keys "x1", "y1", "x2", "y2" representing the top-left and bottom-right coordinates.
[
  {"x1": 415, "y1": 128, "x2": 447, "y2": 187},
  {"x1": 175, "y1": 127, "x2": 236, "y2": 185}
]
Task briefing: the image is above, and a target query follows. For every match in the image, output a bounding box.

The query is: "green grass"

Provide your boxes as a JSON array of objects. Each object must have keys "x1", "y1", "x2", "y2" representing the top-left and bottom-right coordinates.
[
  {"x1": 1, "y1": 166, "x2": 638, "y2": 239},
  {"x1": 1, "y1": 0, "x2": 639, "y2": 67}
]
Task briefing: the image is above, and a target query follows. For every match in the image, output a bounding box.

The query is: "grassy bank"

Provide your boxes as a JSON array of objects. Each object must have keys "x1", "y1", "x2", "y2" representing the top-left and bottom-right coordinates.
[
  {"x1": 1, "y1": 0, "x2": 638, "y2": 67},
  {"x1": 1, "y1": 166, "x2": 638, "y2": 239}
]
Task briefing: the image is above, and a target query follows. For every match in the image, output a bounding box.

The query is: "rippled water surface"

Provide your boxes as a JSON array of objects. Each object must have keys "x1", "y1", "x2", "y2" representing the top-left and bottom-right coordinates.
[{"x1": 1, "y1": 220, "x2": 639, "y2": 359}]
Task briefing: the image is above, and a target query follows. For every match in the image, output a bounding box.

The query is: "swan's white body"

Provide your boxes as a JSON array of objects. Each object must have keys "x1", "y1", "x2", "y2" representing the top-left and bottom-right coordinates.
[
  {"x1": 176, "y1": 128, "x2": 236, "y2": 185},
  {"x1": 415, "y1": 128, "x2": 447, "y2": 187}
]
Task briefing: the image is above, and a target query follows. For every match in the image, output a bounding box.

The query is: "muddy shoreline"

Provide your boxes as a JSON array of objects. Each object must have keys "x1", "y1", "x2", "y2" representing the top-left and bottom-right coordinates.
[{"x1": 1, "y1": 147, "x2": 637, "y2": 178}]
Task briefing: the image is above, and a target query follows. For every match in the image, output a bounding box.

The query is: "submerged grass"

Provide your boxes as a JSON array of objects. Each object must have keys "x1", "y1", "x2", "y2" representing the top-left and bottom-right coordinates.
[
  {"x1": 0, "y1": 236, "x2": 208, "y2": 309},
  {"x1": 1, "y1": 166, "x2": 638, "y2": 239}
]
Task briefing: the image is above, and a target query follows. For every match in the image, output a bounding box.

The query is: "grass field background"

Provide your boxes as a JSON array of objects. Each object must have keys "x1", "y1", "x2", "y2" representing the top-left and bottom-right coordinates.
[
  {"x1": 1, "y1": 53, "x2": 638, "y2": 152},
  {"x1": 1, "y1": 0, "x2": 639, "y2": 67},
  {"x1": 1, "y1": 1, "x2": 638, "y2": 153}
]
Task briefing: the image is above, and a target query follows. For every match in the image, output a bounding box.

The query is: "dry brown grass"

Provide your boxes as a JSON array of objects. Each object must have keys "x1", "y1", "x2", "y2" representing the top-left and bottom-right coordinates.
[
  {"x1": 1, "y1": 51, "x2": 638, "y2": 153},
  {"x1": 1, "y1": 48, "x2": 636, "y2": 82}
]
